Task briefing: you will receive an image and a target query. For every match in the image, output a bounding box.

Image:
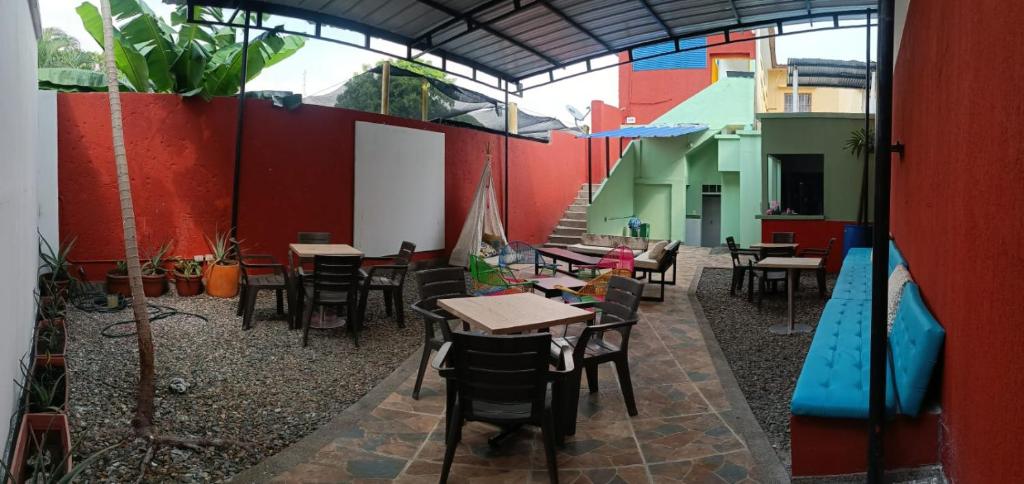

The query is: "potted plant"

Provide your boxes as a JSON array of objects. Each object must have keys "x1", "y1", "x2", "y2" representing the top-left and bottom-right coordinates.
[
  {"x1": 21, "y1": 359, "x2": 68, "y2": 415},
  {"x1": 105, "y1": 260, "x2": 130, "y2": 297},
  {"x1": 35, "y1": 294, "x2": 67, "y2": 366},
  {"x1": 173, "y1": 258, "x2": 204, "y2": 297},
  {"x1": 140, "y1": 241, "x2": 172, "y2": 298},
  {"x1": 6, "y1": 413, "x2": 73, "y2": 483},
  {"x1": 204, "y1": 229, "x2": 239, "y2": 298},
  {"x1": 38, "y1": 235, "x2": 76, "y2": 302}
]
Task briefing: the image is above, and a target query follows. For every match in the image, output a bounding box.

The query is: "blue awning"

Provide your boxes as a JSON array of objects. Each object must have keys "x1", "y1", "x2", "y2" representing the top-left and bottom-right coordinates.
[{"x1": 580, "y1": 124, "x2": 708, "y2": 139}]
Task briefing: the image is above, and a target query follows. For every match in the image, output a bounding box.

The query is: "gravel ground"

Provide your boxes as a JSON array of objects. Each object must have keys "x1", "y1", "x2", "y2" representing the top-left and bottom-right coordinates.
[
  {"x1": 695, "y1": 267, "x2": 835, "y2": 467},
  {"x1": 65, "y1": 280, "x2": 422, "y2": 483}
]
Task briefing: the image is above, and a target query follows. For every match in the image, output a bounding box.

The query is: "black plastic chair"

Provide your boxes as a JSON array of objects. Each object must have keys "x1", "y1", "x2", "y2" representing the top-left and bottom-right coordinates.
[
  {"x1": 432, "y1": 331, "x2": 573, "y2": 484},
  {"x1": 359, "y1": 241, "x2": 415, "y2": 328},
  {"x1": 748, "y1": 247, "x2": 792, "y2": 304},
  {"x1": 799, "y1": 237, "x2": 835, "y2": 298},
  {"x1": 234, "y1": 239, "x2": 290, "y2": 330},
  {"x1": 301, "y1": 255, "x2": 363, "y2": 347},
  {"x1": 725, "y1": 236, "x2": 759, "y2": 296},
  {"x1": 552, "y1": 276, "x2": 644, "y2": 435},
  {"x1": 409, "y1": 267, "x2": 468, "y2": 400},
  {"x1": 297, "y1": 232, "x2": 332, "y2": 244}
]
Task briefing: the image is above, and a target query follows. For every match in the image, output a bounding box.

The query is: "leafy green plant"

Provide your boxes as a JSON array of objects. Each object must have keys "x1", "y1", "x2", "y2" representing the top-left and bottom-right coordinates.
[
  {"x1": 336, "y1": 60, "x2": 454, "y2": 119},
  {"x1": 141, "y1": 241, "x2": 173, "y2": 276},
  {"x1": 36, "y1": 292, "x2": 66, "y2": 323},
  {"x1": 36, "y1": 322, "x2": 66, "y2": 356},
  {"x1": 39, "y1": 235, "x2": 77, "y2": 282},
  {"x1": 40, "y1": 0, "x2": 305, "y2": 97},
  {"x1": 16, "y1": 362, "x2": 66, "y2": 414},
  {"x1": 206, "y1": 230, "x2": 238, "y2": 266},
  {"x1": 0, "y1": 427, "x2": 123, "y2": 484},
  {"x1": 110, "y1": 260, "x2": 128, "y2": 276},
  {"x1": 173, "y1": 258, "x2": 203, "y2": 277},
  {"x1": 38, "y1": 27, "x2": 102, "y2": 71},
  {"x1": 844, "y1": 127, "x2": 875, "y2": 158}
]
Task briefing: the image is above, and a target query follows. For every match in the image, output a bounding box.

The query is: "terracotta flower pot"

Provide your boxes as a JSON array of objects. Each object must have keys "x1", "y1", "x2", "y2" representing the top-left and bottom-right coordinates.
[
  {"x1": 25, "y1": 357, "x2": 68, "y2": 414},
  {"x1": 38, "y1": 273, "x2": 70, "y2": 302},
  {"x1": 34, "y1": 319, "x2": 66, "y2": 360},
  {"x1": 205, "y1": 263, "x2": 240, "y2": 298},
  {"x1": 106, "y1": 270, "x2": 130, "y2": 296},
  {"x1": 142, "y1": 272, "x2": 168, "y2": 297},
  {"x1": 9, "y1": 413, "x2": 72, "y2": 483},
  {"x1": 174, "y1": 272, "x2": 204, "y2": 297}
]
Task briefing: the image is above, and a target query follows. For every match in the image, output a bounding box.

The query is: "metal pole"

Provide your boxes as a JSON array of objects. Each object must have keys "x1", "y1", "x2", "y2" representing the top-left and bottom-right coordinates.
[
  {"x1": 792, "y1": 66, "x2": 800, "y2": 112},
  {"x1": 503, "y1": 88, "x2": 510, "y2": 236},
  {"x1": 860, "y1": 9, "x2": 873, "y2": 225},
  {"x1": 605, "y1": 137, "x2": 611, "y2": 178},
  {"x1": 229, "y1": 10, "x2": 250, "y2": 237},
  {"x1": 587, "y1": 138, "x2": 592, "y2": 204},
  {"x1": 867, "y1": 1, "x2": 895, "y2": 482}
]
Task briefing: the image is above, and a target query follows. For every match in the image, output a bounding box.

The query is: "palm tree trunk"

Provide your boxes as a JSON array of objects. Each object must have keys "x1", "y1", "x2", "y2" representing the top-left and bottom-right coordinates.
[{"x1": 100, "y1": 0, "x2": 156, "y2": 433}]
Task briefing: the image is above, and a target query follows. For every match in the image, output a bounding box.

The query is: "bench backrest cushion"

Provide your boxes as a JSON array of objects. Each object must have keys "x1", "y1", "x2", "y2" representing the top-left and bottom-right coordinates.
[
  {"x1": 580, "y1": 233, "x2": 649, "y2": 251},
  {"x1": 888, "y1": 283, "x2": 945, "y2": 417},
  {"x1": 889, "y1": 239, "x2": 907, "y2": 275}
]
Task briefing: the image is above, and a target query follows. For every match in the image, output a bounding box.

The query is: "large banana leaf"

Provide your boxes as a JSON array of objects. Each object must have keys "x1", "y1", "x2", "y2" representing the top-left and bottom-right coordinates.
[
  {"x1": 263, "y1": 35, "x2": 304, "y2": 69},
  {"x1": 172, "y1": 41, "x2": 209, "y2": 96},
  {"x1": 76, "y1": 2, "x2": 150, "y2": 92},
  {"x1": 38, "y1": 67, "x2": 108, "y2": 92},
  {"x1": 122, "y1": 12, "x2": 178, "y2": 91}
]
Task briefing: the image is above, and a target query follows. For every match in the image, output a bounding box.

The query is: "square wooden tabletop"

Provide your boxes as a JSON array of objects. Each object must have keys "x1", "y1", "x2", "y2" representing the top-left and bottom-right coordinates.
[
  {"x1": 438, "y1": 292, "x2": 593, "y2": 334},
  {"x1": 289, "y1": 243, "x2": 364, "y2": 258},
  {"x1": 755, "y1": 257, "x2": 822, "y2": 269}
]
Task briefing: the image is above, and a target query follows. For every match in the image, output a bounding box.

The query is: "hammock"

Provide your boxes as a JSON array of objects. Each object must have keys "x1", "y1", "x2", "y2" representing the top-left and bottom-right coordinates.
[{"x1": 449, "y1": 151, "x2": 508, "y2": 268}]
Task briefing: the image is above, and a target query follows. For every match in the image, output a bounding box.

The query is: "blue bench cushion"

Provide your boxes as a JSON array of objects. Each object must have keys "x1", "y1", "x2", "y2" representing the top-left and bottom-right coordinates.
[
  {"x1": 889, "y1": 240, "x2": 907, "y2": 274},
  {"x1": 888, "y1": 283, "x2": 945, "y2": 417},
  {"x1": 791, "y1": 298, "x2": 896, "y2": 418},
  {"x1": 832, "y1": 263, "x2": 872, "y2": 301}
]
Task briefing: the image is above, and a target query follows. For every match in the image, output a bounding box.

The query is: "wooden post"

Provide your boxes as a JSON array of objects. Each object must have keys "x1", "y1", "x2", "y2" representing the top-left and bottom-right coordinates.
[
  {"x1": 380, "y1": 61, "x2": 391, "y2": 115},
  {"x1": 509, "y1": 102, "x2": 519, "y2": 135},
  {"x1": 420, "y1": 78, "x2": 428, "y2": 121}
]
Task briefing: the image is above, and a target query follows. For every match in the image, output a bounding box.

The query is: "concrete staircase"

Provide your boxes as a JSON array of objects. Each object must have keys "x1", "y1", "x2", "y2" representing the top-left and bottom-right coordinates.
[{"x1": 544, "y1": 183, "x2": 600, "y2": 248}]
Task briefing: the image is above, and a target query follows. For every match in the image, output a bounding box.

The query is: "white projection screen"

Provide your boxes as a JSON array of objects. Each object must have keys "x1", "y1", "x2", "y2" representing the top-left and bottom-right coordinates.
[{"x1": 354, "y1": 121, "x2": 445, "y2": 257}]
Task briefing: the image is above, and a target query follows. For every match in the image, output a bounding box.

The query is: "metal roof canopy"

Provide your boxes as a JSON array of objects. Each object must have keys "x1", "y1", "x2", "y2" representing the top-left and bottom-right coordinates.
[
  {"x1": 184, "y1": 0, "x2": 876, "y2": 93},
  {"x1": 582, "y1": 124, "x2": 707, "y2": 139}
]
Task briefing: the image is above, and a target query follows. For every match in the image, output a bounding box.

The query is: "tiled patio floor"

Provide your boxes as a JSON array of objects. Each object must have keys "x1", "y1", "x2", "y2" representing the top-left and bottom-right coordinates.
[{"x1": 233, "y1": 247, "x2": 786, "y2": 483}]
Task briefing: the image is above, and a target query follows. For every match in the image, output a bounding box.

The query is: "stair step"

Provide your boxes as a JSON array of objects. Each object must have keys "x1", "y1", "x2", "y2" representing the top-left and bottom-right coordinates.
[
  {"x1": 564, "y1": 210, "x2": 587, "y2": 220},
  {"x1": 548, "y1": 234, "x2": 582, "y2": 245},
  {"x1": 559, "y1": 218, "x2": 587, "y2": 229},
  {"x1": 553, "y1": 226, "x2": 586, "y2": 236},
  {"x1": 544, "y1": 242, "x2": 570, "y2": 249}
]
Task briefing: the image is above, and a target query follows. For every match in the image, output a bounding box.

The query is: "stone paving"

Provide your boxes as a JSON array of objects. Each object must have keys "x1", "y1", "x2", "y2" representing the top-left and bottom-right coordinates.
[{"x1": 232, "y1": 247, "x2": 786, "y2": 483}]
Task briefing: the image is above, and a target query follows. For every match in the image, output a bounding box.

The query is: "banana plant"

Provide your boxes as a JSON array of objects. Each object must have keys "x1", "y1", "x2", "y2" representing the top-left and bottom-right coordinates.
[{"x1": 39, "y1": 0, "x2": 305, "y2": 98}]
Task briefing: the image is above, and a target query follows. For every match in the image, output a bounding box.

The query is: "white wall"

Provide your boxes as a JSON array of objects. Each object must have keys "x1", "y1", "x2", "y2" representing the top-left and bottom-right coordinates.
[
  {"x1": 0, "y1": 0, "x2": 41, "y2": 454},
  {"x1": 37, "y1": 90, "x2": 59, "y2": 247}
]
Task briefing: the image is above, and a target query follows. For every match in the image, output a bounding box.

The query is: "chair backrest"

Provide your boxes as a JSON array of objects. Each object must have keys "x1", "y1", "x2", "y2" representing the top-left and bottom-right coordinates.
[
  {"x1": 298, "y1": 232, "x2": 332, "y2": 244},
  {"x1": 762, "y1": 246, "x2": 794, "y2": 259},
  {"x1": 822, "y1": 237, "x2": 836, "y2": 262},
  {"x1": 378, "y1": 241, "x2": 416, "y2": 286},
  {"x1": 598, "y1": 276, "x2": 644, "y2": 322},
  {"x1": 231, "y1": 238, "x2": 253, "y2": 283},
  {"x1": 449, "y1": 331, "x2": 552, "y2": 422},
  {"x1": 413, "y1": 267, "x2": 467, "y2": 341},
  {"x1": 656, "y1": 241, "x2": 681, "y2": 271},
  {"x1": 498, "y1": 241, "x2": 537, "y2": 267},
  {"x1": 311, "y1": 255, "x2": 362, "y2": 295},
  {"x1": 771, "y1": 232, "x2": 796, "y2": 243},
  {"x1": 468, "y1": 254, "x2": 507, "y2": 288},
  {"x1": 597, "y1": 245, "x2": 635, "y2": 272},
  {"x1": 725, "y1": 236, "x2": 744, "y2": 267},
  {"x1": 396, "y1": 241, "x2": 416, "y2": 264}
]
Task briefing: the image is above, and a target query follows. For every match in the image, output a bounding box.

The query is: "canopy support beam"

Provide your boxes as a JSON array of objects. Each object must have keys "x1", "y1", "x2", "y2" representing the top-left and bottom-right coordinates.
[
  {"x1": 867, "y1": 0, "x2": 895, "y2": 482},
  {"x1": 229, "y1": 10, "x2": 250, "y2": 237}
]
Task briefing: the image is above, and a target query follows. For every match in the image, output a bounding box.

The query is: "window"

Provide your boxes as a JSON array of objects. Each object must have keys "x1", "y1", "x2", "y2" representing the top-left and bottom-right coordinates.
[
  {"x1": 701, "y1": 184, "x2": 722, "y2": 194},
  {"x1": 774, "y1": 154, "x2": 824, "y2": 215},
  {"x1": 784, "y1": 93, "x2": 812, "y2": 112}
]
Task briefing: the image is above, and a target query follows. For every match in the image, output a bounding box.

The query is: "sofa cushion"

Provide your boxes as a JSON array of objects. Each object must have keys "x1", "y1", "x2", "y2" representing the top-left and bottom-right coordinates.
[
  {"x1": 568, "y1": 243, "x2": 643, "y2": 257},
  {"x1": 889, "y1": 240, "x2": 907, "y2": 274},
  {"x1": 791, "y1": 298, "x2": 896, "y2": 418},
  {"x1": 831, "y1": 262, "x2": 872, "y2": 301},
  {"x1": 888, "y1": 283, "x2": 945, "y2": 417},
  {"x1": 887, "y1": 264, "x2": 912, "y2": 333},
  {"x1": 579, "y1": 233, "x2": 649, "y2": 251},
  {"x1": 648, "y1": 241, "x2": 668, "y2": 260}
]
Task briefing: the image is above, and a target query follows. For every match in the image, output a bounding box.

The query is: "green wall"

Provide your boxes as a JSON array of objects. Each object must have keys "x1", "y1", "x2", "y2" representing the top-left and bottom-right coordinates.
[
  {"x1": 758, "y1": 113, "x2": 875, "y2": 222},
  {"x1": 587, "y1": 143, "x2": 636, "y2": 236}
]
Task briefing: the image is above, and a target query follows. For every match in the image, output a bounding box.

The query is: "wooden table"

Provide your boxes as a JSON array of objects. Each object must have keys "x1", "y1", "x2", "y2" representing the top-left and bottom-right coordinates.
[
  {"x1": 754, "y1": 257, "x2": 822, "y2": 335},
  {"x1": 750, "y1": 242, "x2": 799, "y2": 251},
  {"x1": 287, "y1": 244, "x2": 364, "y2": 329},
  {"x1": 438, "y1": 292, "x2": 593, "y2": 334},
  {"x1": 525, "y1": 274, "x2": 586, "y2": 298},
  {"x1": 536, "y1": 247, "x2": 600, "y2": 275}
]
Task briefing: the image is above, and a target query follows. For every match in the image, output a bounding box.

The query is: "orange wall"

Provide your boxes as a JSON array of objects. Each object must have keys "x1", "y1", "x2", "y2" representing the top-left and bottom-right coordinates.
[
  {"x1": 58, "y1": 93, "x2": 587, "y2": 275},
  {"x1": 618, "y1": 33, "x2": 755, "y2": 124},
  {"x1": 891, "y1": 1, "x2": 1024, "y2": 481}
]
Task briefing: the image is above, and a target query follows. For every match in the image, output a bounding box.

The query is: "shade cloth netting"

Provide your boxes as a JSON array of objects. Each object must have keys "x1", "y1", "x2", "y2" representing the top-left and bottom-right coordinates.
[
  {"x1": 449, "y1": 154, "x2": 507, "y2": 268},
  {"x1": 306, "y1": 63, "x2": 570, "y2": 140}
]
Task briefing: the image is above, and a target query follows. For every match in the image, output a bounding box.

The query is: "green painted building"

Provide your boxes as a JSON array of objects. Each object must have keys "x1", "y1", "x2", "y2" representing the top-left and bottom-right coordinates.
[
  {"x1": 587, "y1": 76, "x2": 763, "y2": 246},
  {"x1": 758, "y1": 113, "x2": 875, "y2": 222}
]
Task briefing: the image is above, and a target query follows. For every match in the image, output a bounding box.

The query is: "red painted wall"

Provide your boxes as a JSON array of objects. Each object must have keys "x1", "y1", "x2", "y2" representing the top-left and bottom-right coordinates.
[
  {"x1": 58, "y1": 93, "x2": 587, "y2": 277},
  {"x1": 761, "y1": 219, "x2": 849, "y2": 273},
  {"x1": 587, "y1": 100, "x2": 626, "y2": 184},
  {"x1": 892, "y1": 1, "x2": 1024, "y2": 482},
  {"x1": 618, "y1": 33, "x2": 755, "y2": 124}
]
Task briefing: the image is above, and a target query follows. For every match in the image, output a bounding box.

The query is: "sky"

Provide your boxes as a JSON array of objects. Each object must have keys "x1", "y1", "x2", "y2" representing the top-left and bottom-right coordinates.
[{"x1": 39, "y1": 0, "x2": 876, "y2": 125}]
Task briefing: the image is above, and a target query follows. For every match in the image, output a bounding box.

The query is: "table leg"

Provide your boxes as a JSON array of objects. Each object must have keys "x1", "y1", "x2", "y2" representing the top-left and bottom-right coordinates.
[{"x1": 769, "y1": 268, "x2": 813, "y2": 335}]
